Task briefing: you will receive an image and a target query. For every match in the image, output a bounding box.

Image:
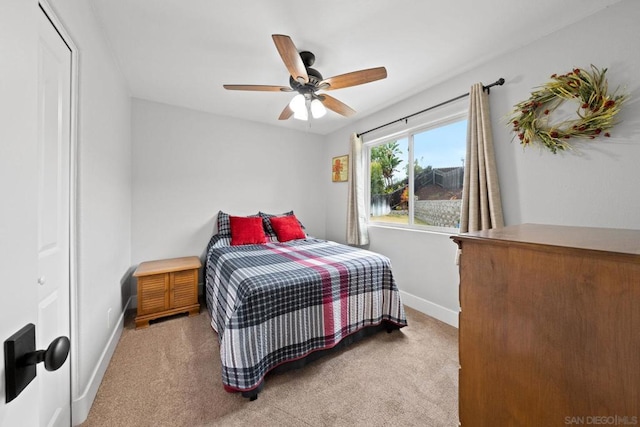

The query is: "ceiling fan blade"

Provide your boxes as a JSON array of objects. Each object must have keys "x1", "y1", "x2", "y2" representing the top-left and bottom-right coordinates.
[
  {"x1": 279, "y1": 104, "x2": 294, "y2": 120},
  {"x1": 319, "y1": 94, "x2": 356, "y2": 117},
  {"x1": 272, "y1": 34, "x2": 309, "y2": 84},
  {"x1": 320, "y1": 67, "x2": 387, "y2": 90},
  {"x1": 223, "y1": 84, "x2": 292, "y2": 92}
]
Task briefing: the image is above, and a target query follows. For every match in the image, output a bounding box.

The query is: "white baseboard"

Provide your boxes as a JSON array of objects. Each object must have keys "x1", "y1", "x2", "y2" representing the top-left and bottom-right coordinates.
[
  {"x1": 400, "y1": 290, "x2": 459, "y2": 328},
  {"x1": 72, "y1": 297, "x2": 131, "y2": 426}
]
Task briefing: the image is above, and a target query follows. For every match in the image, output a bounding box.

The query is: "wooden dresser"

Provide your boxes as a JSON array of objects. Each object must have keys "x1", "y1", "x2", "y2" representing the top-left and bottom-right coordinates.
[
  {"x1": 133, "y1": 256, "x2": 201, "y2": 328},
  {"x1": 452, "y1": 224, "x2": 639, "y2": 426}
]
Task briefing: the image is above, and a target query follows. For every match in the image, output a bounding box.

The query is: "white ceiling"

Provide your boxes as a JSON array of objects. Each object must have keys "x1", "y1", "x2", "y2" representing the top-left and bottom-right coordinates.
[{"x1": 89, "y1": 0, "x2": 622, "y2": 135}]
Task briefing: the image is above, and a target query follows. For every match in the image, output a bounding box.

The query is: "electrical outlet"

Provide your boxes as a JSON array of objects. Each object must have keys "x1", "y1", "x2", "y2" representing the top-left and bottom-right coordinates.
[{"x1": 107, "y1": 308, "x2": 112, "y2": 329}]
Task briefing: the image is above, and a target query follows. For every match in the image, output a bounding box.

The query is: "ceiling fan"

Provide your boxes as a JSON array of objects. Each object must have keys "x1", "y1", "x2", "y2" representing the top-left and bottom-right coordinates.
[{"x1": 223, "y1": 34, "x2": 387, "y2": 121}]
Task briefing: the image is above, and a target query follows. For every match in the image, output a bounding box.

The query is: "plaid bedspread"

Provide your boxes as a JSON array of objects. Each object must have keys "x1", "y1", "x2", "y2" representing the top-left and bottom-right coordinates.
[{"x1": 204, "y1": 237, "x2": 407, "y2": 392}]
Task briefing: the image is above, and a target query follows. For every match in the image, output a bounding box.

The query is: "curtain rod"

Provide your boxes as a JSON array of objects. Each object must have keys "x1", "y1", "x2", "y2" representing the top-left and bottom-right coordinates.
[{"x1": 357, "y1": 78, "x2": 505, "y2": 138}]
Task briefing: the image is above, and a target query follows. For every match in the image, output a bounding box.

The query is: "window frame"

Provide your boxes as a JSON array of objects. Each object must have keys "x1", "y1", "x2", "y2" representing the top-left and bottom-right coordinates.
[{"x1": 364, "y1": 105, "x2": 468, "y2": 234}]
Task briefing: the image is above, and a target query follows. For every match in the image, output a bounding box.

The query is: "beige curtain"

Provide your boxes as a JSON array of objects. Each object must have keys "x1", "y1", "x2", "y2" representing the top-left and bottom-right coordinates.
[
  {"x1": 460, "y1": 83, "x2": 504, "y2": 233},
  {"x1": 346, "y1": 133, "x2": 369, "y2": 246}
]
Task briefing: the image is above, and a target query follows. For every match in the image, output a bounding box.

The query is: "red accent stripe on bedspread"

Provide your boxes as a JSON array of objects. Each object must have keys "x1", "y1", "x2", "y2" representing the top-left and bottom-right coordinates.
[{"x1": 266, "y1": 245, "x2": 349, "y2": 345}]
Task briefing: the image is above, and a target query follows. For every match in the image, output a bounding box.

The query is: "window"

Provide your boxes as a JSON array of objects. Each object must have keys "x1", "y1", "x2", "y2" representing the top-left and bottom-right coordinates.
[{"x1": 367, "y1": 112, "x2": 467, "y2": 232}]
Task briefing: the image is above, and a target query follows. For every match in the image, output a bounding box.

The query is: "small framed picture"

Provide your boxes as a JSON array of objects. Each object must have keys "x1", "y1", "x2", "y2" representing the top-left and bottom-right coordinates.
[{"x1": 332, "y1": 155, "x2": 349, "y2": 182}]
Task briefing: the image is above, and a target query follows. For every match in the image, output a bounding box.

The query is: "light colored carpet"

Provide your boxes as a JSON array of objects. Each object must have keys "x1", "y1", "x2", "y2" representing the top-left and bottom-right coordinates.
[{"x1": 81, "y1": 305, "x2": 459, "y2": 426}]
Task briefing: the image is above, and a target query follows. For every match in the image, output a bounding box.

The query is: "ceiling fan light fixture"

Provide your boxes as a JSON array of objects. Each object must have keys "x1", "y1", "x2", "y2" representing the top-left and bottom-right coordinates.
[
  {"x1": 293, "y1": 108, "x2": 308, "y2": 121},
  {"x1": 311, "y1": 99, "x2": 326, "y2": 119},
  {"x1": 289, "y1": 94, "x2": 306, "y2": 114}
]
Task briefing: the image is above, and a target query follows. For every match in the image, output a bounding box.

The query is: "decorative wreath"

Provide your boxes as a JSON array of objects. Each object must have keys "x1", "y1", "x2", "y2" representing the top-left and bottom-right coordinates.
[{"x1": 509, "y1": 65, "x2": 627, "y2": 154}]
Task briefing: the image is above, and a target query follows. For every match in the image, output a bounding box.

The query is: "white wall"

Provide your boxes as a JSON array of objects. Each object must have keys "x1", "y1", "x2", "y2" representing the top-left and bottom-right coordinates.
[
  {"x1": 131, "y1": 99, "x2": 326, "y2": 266},
  {"x1": 46, "y1": 1, "x2": 132, "y2": 424},
  {"x1": 324, "y1": 0, "x2": 640, "y2": 327}
]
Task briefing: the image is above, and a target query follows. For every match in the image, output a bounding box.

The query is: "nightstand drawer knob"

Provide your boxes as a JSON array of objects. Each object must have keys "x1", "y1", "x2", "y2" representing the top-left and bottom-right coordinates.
[{"x1": 37, "y1": 276, "x2": 46, "y2": 286}]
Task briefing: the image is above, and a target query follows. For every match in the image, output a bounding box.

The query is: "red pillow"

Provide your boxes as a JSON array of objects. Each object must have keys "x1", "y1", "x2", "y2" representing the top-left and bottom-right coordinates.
[
  {"x1": 270, "y1": 215, "x2": 306, "y2": 242},
  {"x1": 229, "y1": 216, "x2": 266, "y2": 245}
]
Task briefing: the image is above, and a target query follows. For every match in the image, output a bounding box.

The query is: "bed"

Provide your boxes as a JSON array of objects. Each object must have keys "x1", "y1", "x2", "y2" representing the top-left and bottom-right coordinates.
[{"x1": 204, "y1": 211, "x2": 407, "y2": 399}]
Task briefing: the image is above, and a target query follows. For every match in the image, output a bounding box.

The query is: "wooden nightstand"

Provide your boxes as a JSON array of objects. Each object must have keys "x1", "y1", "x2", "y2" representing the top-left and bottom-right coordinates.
[{"x1": 133, "y1": 256, "x2": 201, "y2": 329}]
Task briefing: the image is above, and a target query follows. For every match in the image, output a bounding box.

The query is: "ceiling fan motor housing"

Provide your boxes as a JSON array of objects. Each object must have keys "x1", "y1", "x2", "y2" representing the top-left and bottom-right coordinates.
[{"x1": 289, "y1": 51, "x2": 323, "y2": 94}]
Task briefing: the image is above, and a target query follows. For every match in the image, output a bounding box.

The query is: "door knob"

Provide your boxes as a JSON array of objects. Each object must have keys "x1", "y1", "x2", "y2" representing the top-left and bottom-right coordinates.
[
  {"x1": 4, "y1": 323, "x2": 70, "y2": 403},
  {"x1": 24, "y1": 336, "x2": 70, "y2": 371}
]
